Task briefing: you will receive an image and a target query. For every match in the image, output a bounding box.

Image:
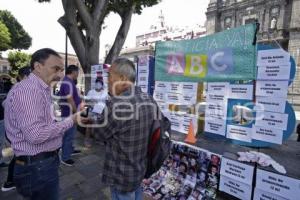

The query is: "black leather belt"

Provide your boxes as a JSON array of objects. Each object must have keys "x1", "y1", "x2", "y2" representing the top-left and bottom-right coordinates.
[{"x1": 16, "y1": 149, "x2": 59, "y2": 164}]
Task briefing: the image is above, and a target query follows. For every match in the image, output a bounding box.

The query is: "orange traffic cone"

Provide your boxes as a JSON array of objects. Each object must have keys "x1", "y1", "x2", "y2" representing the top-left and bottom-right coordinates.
[{"x1": 184, "y1": 120, "x2": 197, "y2": 144}]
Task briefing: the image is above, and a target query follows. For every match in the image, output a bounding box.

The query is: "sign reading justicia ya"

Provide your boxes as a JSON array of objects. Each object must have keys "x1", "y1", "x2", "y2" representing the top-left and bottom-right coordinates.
[{"x1": 155, "y1": 23, "x2": 257, "y2": 82}]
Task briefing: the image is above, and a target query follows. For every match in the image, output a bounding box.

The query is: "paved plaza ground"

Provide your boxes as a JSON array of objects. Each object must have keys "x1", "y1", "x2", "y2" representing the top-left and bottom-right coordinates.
[
  {"x1": 1, "y1": 129, "x2": 299, "y2": 200},
  {"x1": 0, "y1": 131, "x2": 111, "y2": 200}
]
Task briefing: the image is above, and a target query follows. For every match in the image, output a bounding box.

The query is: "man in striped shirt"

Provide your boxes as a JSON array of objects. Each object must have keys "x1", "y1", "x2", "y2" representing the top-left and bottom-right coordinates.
[{"x1": 4, "y1": 48, "x2": 84, "y2": 200}]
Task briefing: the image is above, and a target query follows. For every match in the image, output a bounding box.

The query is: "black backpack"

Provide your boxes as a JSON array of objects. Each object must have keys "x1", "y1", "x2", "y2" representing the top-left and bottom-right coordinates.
[{"x1": 144, "y1": 112, "x2": 172, "y2": 179}]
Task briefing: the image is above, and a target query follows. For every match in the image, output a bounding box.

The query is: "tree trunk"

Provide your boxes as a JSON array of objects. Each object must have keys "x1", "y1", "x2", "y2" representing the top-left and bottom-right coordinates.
[
  {"x1": 104, "y1": 5, "x2": 135, "y2": 64},
  {"x1": 84, "y1": 34, "x2": 100, "y2": 94},
  {"x1": 58, "y1": 0, "x2": 108, "y2": 93}
]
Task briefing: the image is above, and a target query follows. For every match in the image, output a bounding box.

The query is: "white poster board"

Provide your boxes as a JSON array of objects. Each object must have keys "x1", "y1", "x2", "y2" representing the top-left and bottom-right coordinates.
[
  {"x1": 220, "y1": 157, "x2": 254, "y2": 185},
  {"x1": 256, "y1": 169, "x2": 300, "y2": 200},
  {"x1": 219, "y1": 175, "x2": 252, "y2": 200}
]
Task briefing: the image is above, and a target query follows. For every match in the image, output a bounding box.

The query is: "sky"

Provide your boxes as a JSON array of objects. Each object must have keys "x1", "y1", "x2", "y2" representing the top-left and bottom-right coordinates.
[{"x1": 0, "y1": 0, "x2": 210, "y2": 60}]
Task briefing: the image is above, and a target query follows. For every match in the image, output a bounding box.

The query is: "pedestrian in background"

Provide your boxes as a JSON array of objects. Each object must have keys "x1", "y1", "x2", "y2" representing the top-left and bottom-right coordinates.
[{"x1": 59, "y1": 65, "x2": 82, "y2": 166}]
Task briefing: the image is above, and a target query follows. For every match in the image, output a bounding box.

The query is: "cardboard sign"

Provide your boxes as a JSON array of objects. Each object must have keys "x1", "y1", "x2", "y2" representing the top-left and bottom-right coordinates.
[
  {"x1": 219, "y1": 175, "x2": 252, "y2": 200},
  {"x1": 256, "y1": 169, "x2": 300, "y2": 200},
  {"x1": 220, "y1": 157, "x2": 254, "y2": 185}
]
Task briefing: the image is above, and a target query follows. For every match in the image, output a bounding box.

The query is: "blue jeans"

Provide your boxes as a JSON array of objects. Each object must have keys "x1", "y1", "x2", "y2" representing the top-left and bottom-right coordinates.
[
  {"x1": 13, "y1": 154, "x2": 60, "y2": 200},
  {"x1": 61, "y1": 125, "x2": 76, "y2": 161},
  {"x1": 111, "y1": 186, "x2": 143, "y2": 200}
]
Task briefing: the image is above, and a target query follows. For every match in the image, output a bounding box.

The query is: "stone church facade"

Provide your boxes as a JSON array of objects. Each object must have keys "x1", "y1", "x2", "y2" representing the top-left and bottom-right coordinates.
[{"x1": 206, "y1": 0, "x2": 300, "y2": 109}]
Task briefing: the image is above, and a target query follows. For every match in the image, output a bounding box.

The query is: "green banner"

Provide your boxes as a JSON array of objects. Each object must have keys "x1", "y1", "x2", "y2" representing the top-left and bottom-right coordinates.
[{"x1": 155, "y1": 23, "x2": 257, "y2": 82}]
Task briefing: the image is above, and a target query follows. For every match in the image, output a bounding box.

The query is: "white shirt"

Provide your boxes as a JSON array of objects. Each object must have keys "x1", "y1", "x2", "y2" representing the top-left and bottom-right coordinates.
[{"x1": 86, "y1": 89, "x2": 107, "y2": 103}]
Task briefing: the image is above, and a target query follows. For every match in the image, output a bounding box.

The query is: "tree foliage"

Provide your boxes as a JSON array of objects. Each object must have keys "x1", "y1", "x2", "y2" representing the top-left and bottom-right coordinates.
[
  {"x1": 7, "y1": 51, "x2": 31, "y2": 77},
  {"x1": 0, "y1": 10, "x2": 32, "y2": 50},
  {"x1": 0, "y1": 21, "x2": 11, "y2": 51}
]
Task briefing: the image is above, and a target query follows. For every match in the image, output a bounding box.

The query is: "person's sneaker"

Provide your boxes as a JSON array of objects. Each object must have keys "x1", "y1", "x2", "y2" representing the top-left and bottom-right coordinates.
[
  {"x1": 1, "y1": 182, "x2": 16, "y2": 192},
  {"x1": 61, "y1": 159, "x2": 75, "y2": 166},
  {"x1": 71, "y1": 150, "x2": 82, "y2": 156},
  {"x1": 0, "y1": 162, "x2": 9, "y2": 168}
]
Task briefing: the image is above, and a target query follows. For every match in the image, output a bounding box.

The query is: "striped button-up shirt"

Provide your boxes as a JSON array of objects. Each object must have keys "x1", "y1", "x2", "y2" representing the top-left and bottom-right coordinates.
[{"x1": 4, "y1": 73, "x2": 74, "y2": 156}]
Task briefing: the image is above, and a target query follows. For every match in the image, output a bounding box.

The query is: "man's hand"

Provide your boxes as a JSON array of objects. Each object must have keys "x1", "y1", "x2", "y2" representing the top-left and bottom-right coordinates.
[{"x1": 71, "y1": 112, "x2": 91, "y2": 125}]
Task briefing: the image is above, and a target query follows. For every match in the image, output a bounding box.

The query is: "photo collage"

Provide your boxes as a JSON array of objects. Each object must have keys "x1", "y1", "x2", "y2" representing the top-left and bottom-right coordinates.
[{"x1": 142, "y1": 142, "x2": 221, "y2": 200}]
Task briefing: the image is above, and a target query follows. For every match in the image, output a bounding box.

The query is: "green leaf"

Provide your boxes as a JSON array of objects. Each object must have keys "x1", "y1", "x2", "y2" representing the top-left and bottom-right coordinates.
[
  {"x1": 7, "y1": 51, "x2": 31, "y2": 78},
  {"x1": 0, "y1": 21, "x2": 11, "y2": 51}
]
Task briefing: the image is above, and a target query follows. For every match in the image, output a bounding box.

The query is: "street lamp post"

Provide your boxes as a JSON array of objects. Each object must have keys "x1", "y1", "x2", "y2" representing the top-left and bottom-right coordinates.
[{"x1": 65, "y1": 31, "x2": 68, "y2": 71}]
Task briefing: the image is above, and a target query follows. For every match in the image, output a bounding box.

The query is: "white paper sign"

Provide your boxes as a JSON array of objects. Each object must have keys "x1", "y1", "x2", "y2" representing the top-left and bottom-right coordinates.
[
  {"x1": 252, "y1": 126, "x2": 283, "y2": 144},
  {"x1": 254, "y1": 188, "x2": 288, "y2": 200},
  {"x1": 157, "y1": 102, "x2": 168, "y2": 112},
  {"x1": 257, "y1": 64, "x2": 291, "y2": 80},
  {"x1": 92, "y1": 102, "x2": 105, "y2": 114},
  {"x1": 206, "y1": 93, "x2": 226, "y2": 102},
  {"x1": 256, "y1": 81, "x2": 289, "y2": 98},
  {"x1": 220, "y1": 157, "x2": 254, "y2": 185},
  {"x1": 219, "y1": 175, "x2": 252, "y2": 200},
  {"x1": 169, "y1": 82, "x2": 183, "y2": 94},
  {"x1": 226, "y1": 125, "x2": 252, "y2": 143},
  {"x1": 155, "y1": 81, "x2": 169, "y2": 92},
  {"x1": 168, "y1": 113, "x2": 182, "y2": 133},
  {"x1": 182, "y1": 82, "x2": 198, "y2": 94},
  {"x1": 204, "y1": 119, "x2": 226, "y2": 136},
  {"x1": 207, "y1": 82, "x2": 229, "y2": 95},
  {"x1": 140, "y1": 85, "x2": 148, "y2": 93},
  {"x1": 229, "y1": 84, "x2": 253, "y2": 100},
  {"x1": 255, "y1": 111, "x2": 288, "y2": 130},
  {"x1": 166, "y1": 93, "x2": 182, "y2": 104},
  {"x1": 137, "y1": 65, "x2": 149, "y2": 74},
  {"x1": 205, "y1": 102, "x2": 228, "y2": 120},
  {"x1": 180, "y1": 115, "x2": 198, "y2": 134},
  {"x1": 182, "y1": 93, "x2": 197, "y2": 104},
  {"x1": 138, "y1": 75, "x2": 148, "y2": 83},
  {"x1": 256, "y1": 169, "x2": 300, "y2": 200},
  {"x1": 153, "y1": 91, "x2": 166, "y2": 102},
  {"x1": 91, "y1": 64, "x2": 104, "y2": 90},
  {"x1": 255, "y1": 97, "x2": 286, "y2": 113},
  {"x1": 257, "y1": 49, "x2": 290, "y2": 65}
]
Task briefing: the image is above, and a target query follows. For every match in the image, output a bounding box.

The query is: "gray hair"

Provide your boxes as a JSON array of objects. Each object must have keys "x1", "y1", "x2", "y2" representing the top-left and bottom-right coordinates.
[{"x1": 112, "y1": 58, "x2": 136, "y2": 83}]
